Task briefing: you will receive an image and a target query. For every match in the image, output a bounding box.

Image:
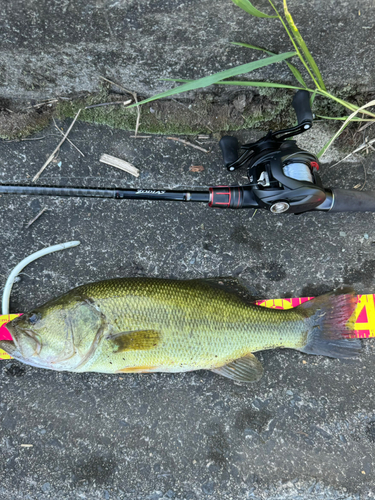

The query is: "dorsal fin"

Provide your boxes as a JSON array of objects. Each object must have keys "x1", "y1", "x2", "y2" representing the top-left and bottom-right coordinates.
[
  {"x1": 211, "y1": 353, "x2": 263, "y2": 383},
  {"x1": 191, "y1": 278, "x2": 256, "y2": 304},
  {"x1": 107, "y1": 330, "x2": 160, "y2": 353}
]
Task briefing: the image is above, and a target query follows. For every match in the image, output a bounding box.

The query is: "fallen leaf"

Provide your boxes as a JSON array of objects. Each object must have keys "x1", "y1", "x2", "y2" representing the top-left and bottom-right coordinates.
[{"x1": 189, "y1": 165, "x2": 204, "y2": 172}]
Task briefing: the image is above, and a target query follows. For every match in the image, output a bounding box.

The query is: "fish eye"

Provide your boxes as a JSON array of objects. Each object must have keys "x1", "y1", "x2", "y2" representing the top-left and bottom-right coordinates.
[{"x1": 29, "y1": 313, "x2": 39, "y2": 325}]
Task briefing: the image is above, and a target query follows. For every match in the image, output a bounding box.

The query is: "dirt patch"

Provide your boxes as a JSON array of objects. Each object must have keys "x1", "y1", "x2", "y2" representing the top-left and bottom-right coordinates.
[
  {"x1": 0, "y1": 86, "x2": 294, "y2": 139},
  {"x1": 1, "y1": 85, "x2": 373, "y2": 143},
  {"x1": 0, "y1": 98, "x2": 54, "y2": 139}
]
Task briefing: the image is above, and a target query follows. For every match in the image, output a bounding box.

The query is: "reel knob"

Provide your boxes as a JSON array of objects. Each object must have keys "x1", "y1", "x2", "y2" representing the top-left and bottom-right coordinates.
[{"x1": 219, "y1": 136, "x2": 239, "y2": 170}]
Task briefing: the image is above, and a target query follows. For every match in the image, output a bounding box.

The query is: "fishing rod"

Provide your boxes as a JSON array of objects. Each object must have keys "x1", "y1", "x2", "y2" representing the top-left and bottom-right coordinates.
[{"x1": 1, "y1": 90, "x2": 375, "y2": 214}]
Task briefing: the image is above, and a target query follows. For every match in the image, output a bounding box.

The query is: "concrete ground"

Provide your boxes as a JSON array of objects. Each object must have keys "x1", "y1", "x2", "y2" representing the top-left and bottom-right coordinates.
[
  {"x1": 1, "y1": 0, "x2": 375, "y2": 101},
  {"x1": 1, "y1": 119, "x2": 375, "y2": 499}
]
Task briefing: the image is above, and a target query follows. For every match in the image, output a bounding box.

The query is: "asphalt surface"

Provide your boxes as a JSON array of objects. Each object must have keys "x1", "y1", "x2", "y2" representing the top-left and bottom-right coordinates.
[{"x1": 1, "y1": 120, "x2": 375, "y2": 499}]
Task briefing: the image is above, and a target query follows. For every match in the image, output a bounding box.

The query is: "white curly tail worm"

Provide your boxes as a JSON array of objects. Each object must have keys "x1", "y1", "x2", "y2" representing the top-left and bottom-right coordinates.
[{"x1": 2, "y1": 241, "x2": 80, "y2": 315}]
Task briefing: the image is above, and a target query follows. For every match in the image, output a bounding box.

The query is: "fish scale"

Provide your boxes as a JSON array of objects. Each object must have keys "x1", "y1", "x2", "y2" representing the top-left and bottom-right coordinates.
[
  {"x1": 61, "y1": 278, "x2": 306, "y2": 372},
  {"x1": 1, "y1": 278, "x2": 361, "y2": 381}
]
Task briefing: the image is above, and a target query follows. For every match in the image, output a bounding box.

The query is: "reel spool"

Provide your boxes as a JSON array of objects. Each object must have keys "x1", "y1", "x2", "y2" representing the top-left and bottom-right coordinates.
[{"x1": 283, "y1": 162, "x2": 313, "y2": 184}]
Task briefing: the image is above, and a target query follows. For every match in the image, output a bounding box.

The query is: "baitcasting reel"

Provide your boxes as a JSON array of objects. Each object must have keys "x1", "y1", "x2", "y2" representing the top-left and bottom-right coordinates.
[{"x1": 215, "y1": 90, "x2": 331, "y2": 214}]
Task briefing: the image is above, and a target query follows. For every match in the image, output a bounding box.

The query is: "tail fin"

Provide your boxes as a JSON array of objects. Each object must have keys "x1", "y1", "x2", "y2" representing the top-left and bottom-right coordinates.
[{"x1": 296, "y1": 288, "x2": 361, "y2": 359}]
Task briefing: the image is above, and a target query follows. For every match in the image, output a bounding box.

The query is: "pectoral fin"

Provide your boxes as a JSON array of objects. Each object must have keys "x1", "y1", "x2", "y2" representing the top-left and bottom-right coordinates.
[
  {"x1": 211, "y1": 353, "x2": 263, "y2": 383},
  {"x1": 107, "y1": 330, "x2": 160, "y2": 353}
]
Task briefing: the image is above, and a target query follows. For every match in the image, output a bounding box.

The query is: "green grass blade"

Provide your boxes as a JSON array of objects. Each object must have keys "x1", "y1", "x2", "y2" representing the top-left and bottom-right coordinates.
[
  {"x1": 317, "y1": 90, "x2": 375, "y2": 117},
  {"x1": 231, "y1": 42, "x2": 275, "y2": 55},
  {"x1": 127, "y1": 52, "x2": 296, "y2": 109},
  {"x1": 318, "y1": 99, "x2": 375, "y2": 158},
  {"x1": 215, "y1": 80, "x2": 304, "y2": 90},
  {"x1": 162, "y1": 77, "x2": 305, "y2": 90},
  {"x1": 283, "y1": 0, "x2": 326, "y2": 90},
  {"x1": 316, "y1": 114, "x2": 375, "y2": 122},
  {"x1": 231, "y1": 42, "x2": 306, "y2": 87},
  {"x1": 231, "y1": 0, "x2": 277, "y2": 18},
  {"x1": 285, "y1": 61, "x2": 307, "y2": 87},
  {"x1": 310, "y1": 89, "x2": 318, "y2": 106}
]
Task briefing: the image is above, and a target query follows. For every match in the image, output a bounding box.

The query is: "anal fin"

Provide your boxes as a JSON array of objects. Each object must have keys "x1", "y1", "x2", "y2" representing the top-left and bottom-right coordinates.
[{"x1": 211, "y1": 353, "x2": 263, "y2": 383}]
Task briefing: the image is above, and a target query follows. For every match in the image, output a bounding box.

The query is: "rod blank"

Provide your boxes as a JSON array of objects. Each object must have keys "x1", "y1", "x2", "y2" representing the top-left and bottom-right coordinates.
[{"x1": 0, "y1": 185, "x2": 210, "y2": 203}]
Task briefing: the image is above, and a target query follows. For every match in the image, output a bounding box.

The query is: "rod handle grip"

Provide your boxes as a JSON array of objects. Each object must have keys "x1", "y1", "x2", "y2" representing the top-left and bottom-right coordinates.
[{"x1": 330, "y1": 189, "x2": 375, "y2": 212}]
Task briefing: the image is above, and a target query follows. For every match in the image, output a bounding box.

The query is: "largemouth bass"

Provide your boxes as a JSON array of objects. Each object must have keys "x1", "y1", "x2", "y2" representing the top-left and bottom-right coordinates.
[{"x1": 0, "y1": 278, "x2": 361, "y2": 382}]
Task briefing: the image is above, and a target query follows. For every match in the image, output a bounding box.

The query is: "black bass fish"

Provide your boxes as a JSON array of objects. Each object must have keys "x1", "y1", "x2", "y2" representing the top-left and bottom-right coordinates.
[{"x1": 0, "y1": 278, "x2": 360, "y2": 382}]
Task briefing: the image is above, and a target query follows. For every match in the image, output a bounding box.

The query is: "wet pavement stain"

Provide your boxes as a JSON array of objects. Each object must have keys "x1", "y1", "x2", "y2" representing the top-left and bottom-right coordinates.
[{"x1": 234, "y1": 408, "x2": 273, "y2": 435}]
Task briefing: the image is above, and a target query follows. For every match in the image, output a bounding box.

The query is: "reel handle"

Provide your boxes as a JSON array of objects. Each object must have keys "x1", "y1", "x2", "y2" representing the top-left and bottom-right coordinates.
[
  {"x1": 219, "y1": 136, "x2": 239, "y2": 170},
  {"x1": 292, "y1": 90, "x2": 313, "y2": 129}
]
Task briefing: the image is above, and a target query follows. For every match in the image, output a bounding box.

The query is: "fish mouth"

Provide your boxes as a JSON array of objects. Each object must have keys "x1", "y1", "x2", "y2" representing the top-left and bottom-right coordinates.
[
  {"x1": 2, "y1": 322, "x2": 42, "y2": 359},
  {"x1": 0, "y1": 339, "x2": 21, "y2": 357},
  {"x1": 1, "y1": 322, "x2": 26, "y2": 359},
  {"x1": 0, "y1": 325, "x2": 50, "y2": 370}
]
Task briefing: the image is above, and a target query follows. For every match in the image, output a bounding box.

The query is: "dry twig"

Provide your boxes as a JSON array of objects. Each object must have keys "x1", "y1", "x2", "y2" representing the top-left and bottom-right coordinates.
[
  {"x1": 358, "y1": 120, "x2": 375, "y2": 132},
  {"x1": 33, "y1": 109, "x2": 82, "y2": 182},
  {"x1": 26, "y1": 99, "x2": 58, "y2": 109},
  {"x1": 99, "y1": 76, "x2": 134, "y2": 96},
  {"x1": 53, "y1": 118, "x2": 85, "y2": 157},
  {"x1": 85, "y1": 99, "x2": 132, "y2": 110},
  {"x1": 99, "y1": 76, "x2": 141, "y2": 137},
  {"x1": 5, "y1": 136, "x2": 46, "y2": 143},
  {"x1": 167, "y1": 137, "x2": 209, "y2": 153},
  {"x1": 329, "y1": 137, "x2": 375, "y2": 169},
  {"x1": 360, "y1": 161, "x2": 367, "y2": 191},
  {"x1": 26, "y1": 207, "x2": 47, "y2": 228}
]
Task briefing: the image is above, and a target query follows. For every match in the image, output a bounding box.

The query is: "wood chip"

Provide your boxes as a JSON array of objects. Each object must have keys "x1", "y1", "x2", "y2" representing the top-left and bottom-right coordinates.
[
  {"x1": 20, "y1": 444, "x2": 33, "y2": 447},
  {"x1": 99, "y1": 154, "x2": 139, "y2": 177},
  {"x1": 189, "y1": 165, "x2": 204, "y2": 172}
]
